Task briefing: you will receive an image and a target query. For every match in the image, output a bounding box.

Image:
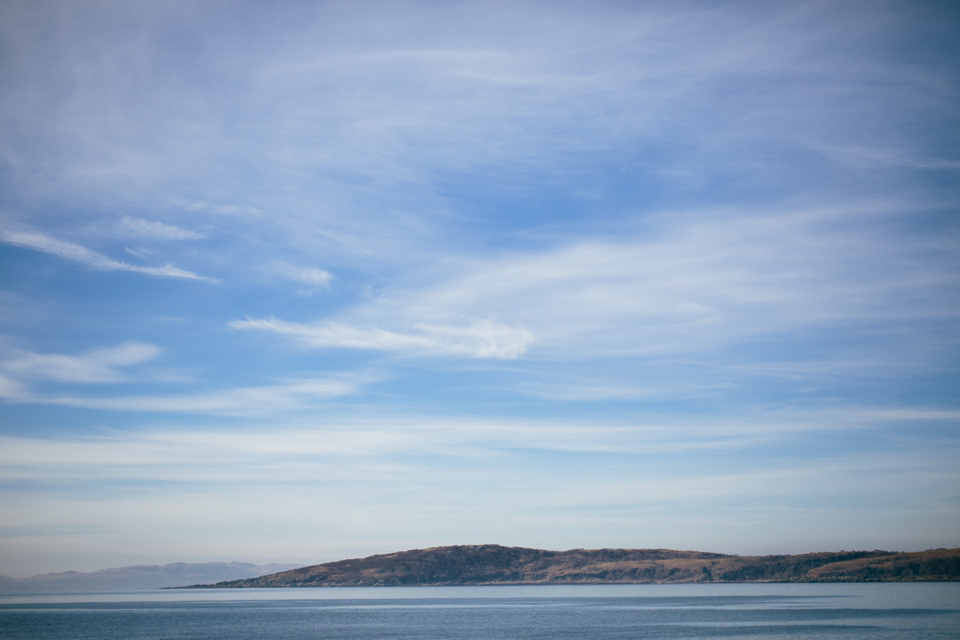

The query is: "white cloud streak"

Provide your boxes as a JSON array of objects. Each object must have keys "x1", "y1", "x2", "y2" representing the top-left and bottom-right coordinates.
[
  {"x1": 46, "y1": 377, "x2": 360, "y2": 416},
  {"x1": 230, "y1": 317, "x2": 533, "y2": 359},
  {"x1": 0, "y1": 343, "x2": 364, "y2": 416},
  {"x1": 0, "y1": 228, "x2": 216, "y2": 282},
  {"x1": 272, "y1": 261, "x2": 333, "y2": 294},
  {"x1": 117, "y1": 216, "x2": 205, "y2": 240},
  {"x1": 0, "y1": 342, "x2": 160, "y2": 389}
]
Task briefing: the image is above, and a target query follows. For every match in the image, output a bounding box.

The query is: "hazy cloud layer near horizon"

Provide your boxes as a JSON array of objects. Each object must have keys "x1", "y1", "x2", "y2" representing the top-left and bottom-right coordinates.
[{"x1": 0, "y1": 0, "x2": 957, "y2": 576}]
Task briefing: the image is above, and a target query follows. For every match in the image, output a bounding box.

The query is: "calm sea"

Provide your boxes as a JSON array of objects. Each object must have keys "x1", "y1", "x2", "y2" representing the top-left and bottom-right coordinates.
[{"x1": 1, "y1": 583, "x2": 958, "y2": 639}]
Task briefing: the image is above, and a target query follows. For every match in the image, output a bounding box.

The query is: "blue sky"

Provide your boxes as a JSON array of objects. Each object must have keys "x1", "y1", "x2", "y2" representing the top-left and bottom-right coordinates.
[{"x1": 0, "y1": 0, "x2": 958, "y2": 576}]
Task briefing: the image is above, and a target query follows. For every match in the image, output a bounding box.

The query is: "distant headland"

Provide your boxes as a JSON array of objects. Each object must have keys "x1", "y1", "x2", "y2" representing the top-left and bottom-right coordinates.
[
  {"x1": 185, "y1": 545, "x2": 960, "y2": 588},
  {"x1": 0, "y1": 562, "x2": 304, "y2": 593}
]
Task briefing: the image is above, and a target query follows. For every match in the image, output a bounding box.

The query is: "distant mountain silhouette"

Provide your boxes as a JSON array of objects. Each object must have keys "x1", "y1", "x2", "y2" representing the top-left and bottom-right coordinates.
[
  {"x1": 0, "y1": 562, "x2": 303, "y2": 592},
  {"x1": 189, "y1": 545, "x2": 960, "y2": 587}
]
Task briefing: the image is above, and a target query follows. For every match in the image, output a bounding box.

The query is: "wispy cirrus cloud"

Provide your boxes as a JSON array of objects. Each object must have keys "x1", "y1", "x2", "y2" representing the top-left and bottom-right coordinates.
[
  {"x1": 164, "y1": 199, "x2": 262, "y2": 217},
  {"x1": 272, "y1": 261, "x2": 333, "y2": 294},
  {"x1": 0, "y1": 339, "x2": 362, "y2": 413},
  {"x1": 0, "y1": 228, "x2": 217, "y2": 282},
  {"x1": 117, "y1": 216, "x2": 205, "y2": 240},
  {"x1": 230, "y1": 316, "x2": 533, "y2": 359},
  {"x1": 233, "y1": 202, "x2": 957, "y2": 369},
  {"x1": 0, "y1": 371, "x2": 27, "y2": 400},
  {"x1": 3, "y1": 407, "x2": 956, "y2": 481},
  {"x1": 43, "y1": 376, "x2": 361, "y2": 416},
  {"x1": 1, "y1": 342, "x2": 160, "y2": 387}
]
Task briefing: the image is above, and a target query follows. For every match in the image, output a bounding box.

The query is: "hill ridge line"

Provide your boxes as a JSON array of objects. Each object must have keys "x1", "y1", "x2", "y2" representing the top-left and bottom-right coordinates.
[{"x1": 184, "y1": 544, "x2": 960, "y2": 587}]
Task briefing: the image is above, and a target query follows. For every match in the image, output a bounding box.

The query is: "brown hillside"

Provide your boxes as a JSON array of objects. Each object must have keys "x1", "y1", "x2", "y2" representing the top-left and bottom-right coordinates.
[{"x1": 193, "y1": 544, "x2": 960, "y2": 588}]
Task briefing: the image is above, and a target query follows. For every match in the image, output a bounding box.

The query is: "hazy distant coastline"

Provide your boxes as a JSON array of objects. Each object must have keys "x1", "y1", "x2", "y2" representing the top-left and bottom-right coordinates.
[
  {"x1": 184, "y1": 545, "x2": 960, "y2": 588},
  {"x1": 0, "y1": 562, "x2": 303, "y2": 593}
]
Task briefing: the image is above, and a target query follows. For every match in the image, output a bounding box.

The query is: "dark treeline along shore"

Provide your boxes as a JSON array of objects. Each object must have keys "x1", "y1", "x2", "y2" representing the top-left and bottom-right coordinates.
[{"x1": 188, "y1": 545, "x2": 960, "y2": 588}]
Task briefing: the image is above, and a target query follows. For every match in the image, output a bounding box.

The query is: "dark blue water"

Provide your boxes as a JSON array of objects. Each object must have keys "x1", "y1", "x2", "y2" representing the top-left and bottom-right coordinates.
[{"x1": 1, "y1": 584, "x2": 957, "y2": 639}]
